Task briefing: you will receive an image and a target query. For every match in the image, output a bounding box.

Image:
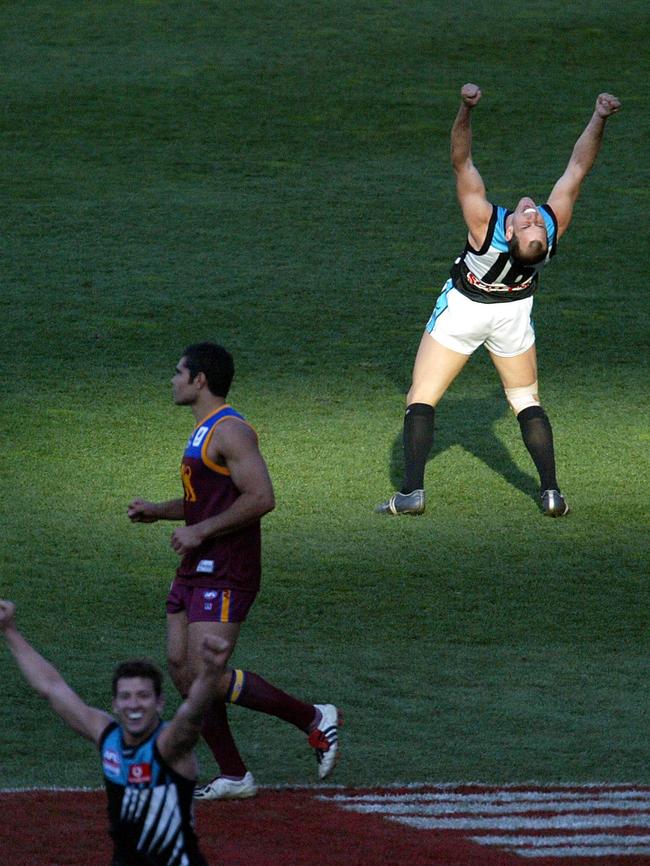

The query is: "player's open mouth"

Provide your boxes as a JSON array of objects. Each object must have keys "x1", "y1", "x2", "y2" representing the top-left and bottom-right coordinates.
[
  {"x1": 522, "y1": 207, "x2": 537, "y2": 216},
  {"x1": 127, "y1": 712, "x2": 143, "y2": 720}
]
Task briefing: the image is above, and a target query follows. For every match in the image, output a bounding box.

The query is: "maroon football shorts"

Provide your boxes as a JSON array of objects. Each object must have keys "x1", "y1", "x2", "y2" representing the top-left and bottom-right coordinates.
[{"x1": 166, "y1": 581, "x2": 257, "y2": 624}]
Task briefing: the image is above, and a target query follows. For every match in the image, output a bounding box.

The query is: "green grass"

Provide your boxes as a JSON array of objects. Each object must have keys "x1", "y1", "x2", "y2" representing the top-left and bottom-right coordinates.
[{"x1": 0, "y1": 0, "x2": 648, "y2": 789}]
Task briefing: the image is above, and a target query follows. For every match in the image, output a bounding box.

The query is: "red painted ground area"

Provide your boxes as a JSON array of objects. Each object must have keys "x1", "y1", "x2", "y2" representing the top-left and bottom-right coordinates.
[{"x1": 1, "y1": 786, "x2": 649, "y2": 866}]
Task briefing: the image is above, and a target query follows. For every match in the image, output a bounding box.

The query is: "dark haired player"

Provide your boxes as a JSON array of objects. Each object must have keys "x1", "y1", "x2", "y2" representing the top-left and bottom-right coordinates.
[
  {"x1": 0, "y1": 598, "x2": 228, "y2": 866},
  {"x1": 128, "y1": 342, "x2": 341, "y2": 800},
  {"x1": 377, "y1": 84, "x2": 620, "y2": 518}
]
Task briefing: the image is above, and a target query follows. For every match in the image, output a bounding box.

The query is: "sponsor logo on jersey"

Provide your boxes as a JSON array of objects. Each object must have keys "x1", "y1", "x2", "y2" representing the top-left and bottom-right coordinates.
[
  {"x1": 197, "y1": 559, "x2": 214, "y2": 573},
  {"x1": 203, "y1": 590, "x2": 218, "y2": 600},
  {"x1": 128, "y1": 763, "x2": 152, "y2": 784},
  {"x1": 467, "y1": 270, "x2": 534, "y2": 292},
  {"x1": 102, "y1": 749, "x2": 121, "y2": 775}
]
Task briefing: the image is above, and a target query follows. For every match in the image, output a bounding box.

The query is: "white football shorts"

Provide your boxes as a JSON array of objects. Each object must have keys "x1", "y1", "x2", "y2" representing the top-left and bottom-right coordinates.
[{"x1": 425, "y1": 279, "x2": 536, "y2": 357}]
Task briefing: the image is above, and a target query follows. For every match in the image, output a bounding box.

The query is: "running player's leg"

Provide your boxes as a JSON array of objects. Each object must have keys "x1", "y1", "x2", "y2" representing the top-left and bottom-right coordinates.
[
  {"x1": 187, "y1": 618, "x2": 317, "y2": 734},
  {"x1": 187, "y1": 592, "x2": 342, "y2": 780},
  {"x1": 188, "y1": 616, "x2": 342, "y2": 780},
  {"x1": 222, "y1": 665, "x2": 341, "y2": 780},
  {"x1": 489, "y1": 345, "x2": 568, "y2": 516},
  {"x1": 183, "y1": 619, "x2": 254, "y2": 795},
  {"x1": 185, "y1": 593, "x2": 315, "y2": 732},
  {"x1": 167, "y1": 609, "x2": 192, "y2": 696},
  {"x1": 166, "y1": 588, "x2": 252, "y2": 798}
]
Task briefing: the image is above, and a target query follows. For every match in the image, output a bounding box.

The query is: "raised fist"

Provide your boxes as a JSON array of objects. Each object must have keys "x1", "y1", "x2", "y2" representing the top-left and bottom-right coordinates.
[
  {"x1": 595, "y1": 93, "x2": 621, "y2": 118},
  {"x1": 201, "y1": 634, "x2": 230, "y2": 672},
  {"x1": 461, "y1": 83, "x2": 482, "y2": 107},
  {"x1": 0, "y1": 600, "x2": 17, "y2": 630}
]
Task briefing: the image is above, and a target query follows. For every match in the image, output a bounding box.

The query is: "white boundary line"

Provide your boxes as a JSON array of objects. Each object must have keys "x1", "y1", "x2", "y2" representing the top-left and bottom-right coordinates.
[{"x1": 2, "y1": 781, "x2": 649, "y2": 794}]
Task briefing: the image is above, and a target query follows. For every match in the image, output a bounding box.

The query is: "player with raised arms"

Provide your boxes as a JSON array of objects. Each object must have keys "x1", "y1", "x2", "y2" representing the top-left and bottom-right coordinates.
[
  {"x1": 377, "y1": 84, "x2": 621, "y2": 518},
  {"x1": 0, "y1": 598, "x2": 229, "y2": 866}
]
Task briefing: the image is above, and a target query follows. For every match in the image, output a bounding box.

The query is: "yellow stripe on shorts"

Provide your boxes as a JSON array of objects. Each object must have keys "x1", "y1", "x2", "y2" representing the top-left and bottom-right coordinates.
[{"x1": 220, "y1": 590, "x2": 231, "y2": 622}]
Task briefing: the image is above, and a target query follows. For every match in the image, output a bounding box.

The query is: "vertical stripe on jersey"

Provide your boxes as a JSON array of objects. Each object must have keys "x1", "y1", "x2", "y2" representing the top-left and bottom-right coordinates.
[
  {"x1": 122, "y1": 784, "x2": 189, "y2": 866},
  {"x1": 481, "y1": 253, "x2": 535, "y2": 288}
]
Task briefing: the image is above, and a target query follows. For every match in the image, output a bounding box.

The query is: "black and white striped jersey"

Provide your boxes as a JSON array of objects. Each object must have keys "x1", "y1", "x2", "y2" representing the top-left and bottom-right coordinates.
[
  {"x1": 450, "y1": 204, "x2": 558, "y2": 303},
  {"x1": 100, "y1": 721, "x2": 208, "y2": 866}
]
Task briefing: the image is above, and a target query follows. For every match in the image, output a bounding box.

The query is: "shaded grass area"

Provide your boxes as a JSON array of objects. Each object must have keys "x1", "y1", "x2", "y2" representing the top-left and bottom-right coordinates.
[{"x1": 1, "y1": 0, "x2": 648, "y2": 790}]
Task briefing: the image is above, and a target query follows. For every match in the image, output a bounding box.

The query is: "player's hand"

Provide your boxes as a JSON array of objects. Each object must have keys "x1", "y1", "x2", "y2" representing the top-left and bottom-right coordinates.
[
  {"x1": 170, "y1": 525, "x2": 204, "y2": 555},
  {"x1": 0, "y1": 600, "x2": 17, "y2": 631},
  {"x1": 461, "y1": 83, "x2": 482, "y2": 107},
  {"x1": 595, "y1": 93, "x2": 620, "y2": 118},
  {"x1": 127, "y1": 499, "x2": 160, "y2": 523}
]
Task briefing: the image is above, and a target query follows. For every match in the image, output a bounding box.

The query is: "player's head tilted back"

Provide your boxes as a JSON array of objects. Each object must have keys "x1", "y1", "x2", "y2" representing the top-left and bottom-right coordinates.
[
  {"x1": 506, "y1": 198, "x2": 549, "y2": 264},
  {"x1": 183, "y1": 342, "x2": 235, "y2": 397},
  {"x1": 377, "y1": 84, "x2": 621, "y2": 522}
]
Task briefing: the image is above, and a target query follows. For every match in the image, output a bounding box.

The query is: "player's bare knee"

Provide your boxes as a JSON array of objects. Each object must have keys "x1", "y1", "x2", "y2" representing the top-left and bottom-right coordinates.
[
  {"x1": 504, "y1": 380, "x2": 540, "y2": 415},
  {"x1": 167, "y1": 654, "x2": 191, "y2": 693},
  {"x1": 406, "y1": 385, "x2": 438, "y2": 408}
]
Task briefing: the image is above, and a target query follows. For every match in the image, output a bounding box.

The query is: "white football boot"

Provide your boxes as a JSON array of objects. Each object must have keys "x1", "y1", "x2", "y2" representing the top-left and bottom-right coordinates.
[
  {"x1": 308, "y1": 704, "x2": 343, "y2": 779},
  {"x1": 194, "y1": 771, "x2": 258, "y2": 800}
]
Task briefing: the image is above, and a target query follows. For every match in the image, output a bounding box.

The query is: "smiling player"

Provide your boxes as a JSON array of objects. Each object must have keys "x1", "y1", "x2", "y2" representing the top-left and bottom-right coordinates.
[
  {"x1": 377, "y1": 84, "x2": 621, "y2": 518},
  {"x1": 0, "y1": 598, "x2": 229, "y2": 866}
]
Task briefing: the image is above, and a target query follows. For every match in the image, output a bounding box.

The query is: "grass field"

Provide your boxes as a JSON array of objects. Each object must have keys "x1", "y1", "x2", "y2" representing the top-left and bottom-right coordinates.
[{"x1": 0, "y1": 1, "x2": 648, "y2": 793}]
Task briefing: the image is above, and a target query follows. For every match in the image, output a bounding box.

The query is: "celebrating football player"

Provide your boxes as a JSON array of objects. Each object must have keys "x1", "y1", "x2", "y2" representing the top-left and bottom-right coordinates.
[
  {"x1": 0, "y1": 598, "x2": 228, "y2": 865},
  {"x1": 377, "y1": 86, "x2": 620, "y2": 518}
]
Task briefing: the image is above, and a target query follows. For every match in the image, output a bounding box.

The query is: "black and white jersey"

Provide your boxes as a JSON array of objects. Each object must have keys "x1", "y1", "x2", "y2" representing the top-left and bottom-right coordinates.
[
  {"x1": 450, "y1": 204, "x2": 558, "y2": 303},
  {"x1": 100, "y1": 721, "x2": 208, "y2": 866}
]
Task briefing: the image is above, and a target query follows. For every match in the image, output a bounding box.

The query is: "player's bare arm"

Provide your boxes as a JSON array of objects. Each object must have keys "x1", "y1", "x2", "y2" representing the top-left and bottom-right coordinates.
[
  {"x1": 170, "y1": 420, "x2": 275, "y2": 555},
  {"x1": 157, "y1": 634, "x2": 230, "y2": 776},
  {"x1": 451, "y1": 83, "x2": 492, "y2": 248},
  {"x1": 128, "y1": 497, "x2": 185, "y2": 522},
  {"x1": 0, "y1": 600, "x2": 112, "y2": 743},
  {"x1": 547, "y1": 92, "x2": 621, "y2": 239}
]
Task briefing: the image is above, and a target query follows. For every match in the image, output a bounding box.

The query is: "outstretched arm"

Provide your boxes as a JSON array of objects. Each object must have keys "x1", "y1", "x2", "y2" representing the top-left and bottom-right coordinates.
[
  {"x1": 0, "y1": 601, "x2": 112, "y2": 743},
  {"x1": 451, "y1": 83, "x2": 493, "y2": 248},
  {"x1": 157, "y1": 634, "x2": 230, "y2": 773},
  {"x1": 547, "y1": 92, "x2": 621, "y2": 238}
]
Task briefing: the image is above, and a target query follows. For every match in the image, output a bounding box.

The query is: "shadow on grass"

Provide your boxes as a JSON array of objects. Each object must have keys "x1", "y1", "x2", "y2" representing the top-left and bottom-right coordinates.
[{"x1": 388, "y1": 392, "x2": 539, "y2": 501}]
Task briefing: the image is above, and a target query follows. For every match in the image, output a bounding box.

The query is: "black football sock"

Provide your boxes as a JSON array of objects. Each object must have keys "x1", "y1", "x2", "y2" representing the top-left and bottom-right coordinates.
[
  {"x1": 517, "y1": 405, "x2": 559, "y2": 492},
  {"x1": 401, "y1": 403, "x2": 435, "y2": 493}
]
